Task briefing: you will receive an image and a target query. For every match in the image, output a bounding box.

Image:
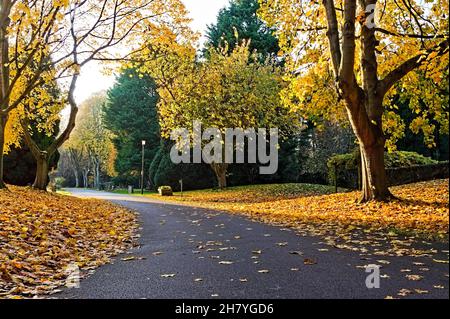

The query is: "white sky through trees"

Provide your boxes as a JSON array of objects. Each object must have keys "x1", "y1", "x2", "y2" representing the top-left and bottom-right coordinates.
[{"x1": 74, "y1": 0, "x2": 229, "y2": 104}]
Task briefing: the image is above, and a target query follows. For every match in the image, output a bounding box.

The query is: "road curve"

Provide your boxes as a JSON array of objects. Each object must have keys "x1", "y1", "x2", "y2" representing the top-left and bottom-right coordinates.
[{"x1": 55, "y1": 188, "x2": 449, "y2": 299}]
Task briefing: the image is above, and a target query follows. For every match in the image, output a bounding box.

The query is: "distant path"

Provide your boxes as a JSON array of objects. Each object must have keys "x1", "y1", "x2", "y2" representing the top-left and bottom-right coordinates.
[{"x1": 56, "y1": 188, "x2": 449, "y2": 299}]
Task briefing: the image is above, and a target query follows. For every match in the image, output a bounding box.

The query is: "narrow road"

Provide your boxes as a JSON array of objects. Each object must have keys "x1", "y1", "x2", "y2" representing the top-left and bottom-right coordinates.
[{"x1": 57, "y1": 189, "x2": 449, "y2": 299}]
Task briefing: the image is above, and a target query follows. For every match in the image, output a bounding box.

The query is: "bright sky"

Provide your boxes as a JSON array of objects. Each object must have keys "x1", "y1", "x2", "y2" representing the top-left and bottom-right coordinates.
[{"x1": 74, "y1": 0, "x2": 229, "y2": 104}]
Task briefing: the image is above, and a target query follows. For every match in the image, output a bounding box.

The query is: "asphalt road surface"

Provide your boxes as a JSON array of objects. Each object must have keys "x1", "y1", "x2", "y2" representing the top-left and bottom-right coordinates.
[{"x1": 56, "y1": 189, "x2": 449, "y2": 299}]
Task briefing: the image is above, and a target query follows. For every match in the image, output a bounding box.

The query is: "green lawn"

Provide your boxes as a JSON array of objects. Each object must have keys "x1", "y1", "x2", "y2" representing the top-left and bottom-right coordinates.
[
  {"x1": 57, "y1": 189, "x2": 72, "y2": 196},
  {"x1": 143, "y1": 183, "x2": 347, "y2": 204},
  {"x1": 110, "y1": 189, "x2": 156, "y2": 195}
]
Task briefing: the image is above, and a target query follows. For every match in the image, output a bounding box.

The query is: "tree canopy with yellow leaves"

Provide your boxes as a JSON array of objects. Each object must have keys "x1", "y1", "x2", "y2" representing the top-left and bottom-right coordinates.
[
  {"x1": 0, "y1": 0, "x2": 191, "y2": 189},
  {"x1": 258, "y1": 0, "x2": 449, "y2": 201},
  {"x1": 136, "y1": 40, "x2": 299, "y2": 188}
]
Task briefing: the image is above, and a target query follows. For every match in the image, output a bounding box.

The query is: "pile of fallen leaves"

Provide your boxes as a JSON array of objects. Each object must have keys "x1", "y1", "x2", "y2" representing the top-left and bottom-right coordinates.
[
  {"x1": 173, "y1": 183, "x2": 342, "y2": 204},
  {"x1": 150, "y1": 180, "x2": 449, "y2": 238},
  {"x1": 0, "y1": 186, "x2": 138, "y2": 298}
]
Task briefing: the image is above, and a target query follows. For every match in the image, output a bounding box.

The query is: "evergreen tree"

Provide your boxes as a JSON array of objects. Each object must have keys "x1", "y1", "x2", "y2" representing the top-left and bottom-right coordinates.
[
  {"x1": 205, "y1": 0, "x2": 279, "y2": 58},
  {"x1": 150, "y1": 141, "x2": 216, "y2": 191},
  {"x1": 104, "y1": 68, "x2": 160, "y2": 187}
]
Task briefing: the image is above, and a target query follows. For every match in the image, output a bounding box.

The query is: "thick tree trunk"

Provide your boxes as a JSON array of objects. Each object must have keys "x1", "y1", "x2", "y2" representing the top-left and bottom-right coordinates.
[
  {"x1": 359, "y1": 140, "x2": 392, "y2": 202},
  {"x1": 73, "y1": 169, "x2": 80, "y2": 188},
  {"x1": 82, "y1": 170, "x2": 89, "y2": 188},
  {"x1": 94, "y1": 161, "x2": 100, "y2": 189},
  {"x1": 346, "y1": 100, "x2": 393, "y2": 202},
  {"x1": 211, "y1": 163, "x2": 228, "y2": 189},
  {"x1": 33, "y1": 155, "x2": 50, "y2": 190},
  {"x1": 0, "y1": 116, "x2": 6, "y2": 189}
]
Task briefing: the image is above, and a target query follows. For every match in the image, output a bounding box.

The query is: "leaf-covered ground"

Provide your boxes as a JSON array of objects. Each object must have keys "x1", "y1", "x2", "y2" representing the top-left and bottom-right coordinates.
[
  {"x1": 148, "y1": 180, "x2": 449, "y2": 239},
  {"x1": 0, "y1": 186, "x2": 138, "y2": 299}
]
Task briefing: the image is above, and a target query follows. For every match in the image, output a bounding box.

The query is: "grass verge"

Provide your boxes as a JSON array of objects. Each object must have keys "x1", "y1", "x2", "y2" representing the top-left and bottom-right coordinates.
[{"x1": 145, "y1": 180, "x2": 449, "y2": 239}]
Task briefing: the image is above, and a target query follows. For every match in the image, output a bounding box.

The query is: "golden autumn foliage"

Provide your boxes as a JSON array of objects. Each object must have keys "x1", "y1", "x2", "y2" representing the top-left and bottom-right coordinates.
[
  {"x1": 0, "y1": 187, "x2": 138, "y2": 298},
  {"x1": 1, "y1": 0, "x2": 193, "y2": 188},
  {"x1": 258, "y1": 0, "x2": 449, "y2": 150},
  {"x1": 258, "y1": 0, "x2": 449, "y2": 201},
  {"x1": 148, "y1": 179, "x2": 449, "y2": 238},
  {"x1": 137, "y1": 39, "x2": 298, "y2": 141}
]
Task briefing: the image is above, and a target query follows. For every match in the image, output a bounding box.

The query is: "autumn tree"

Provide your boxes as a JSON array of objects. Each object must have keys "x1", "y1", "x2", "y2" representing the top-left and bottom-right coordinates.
[
  {"x1": 140, "y1": 41, "x2": 298, "y2": 188},
  {"x1": 259, "y1": 0, "x2": 449, "y2": 201},
  {"x1": 4, "y1": 121, "x2": 60, "y2": 186},
  {"x1": 60, "y1": 93, "x2": 114, "y2": 189},
  {"x1": 66, "y1": 147, "x2": 83, "y2": 187},
  {"x1": 0, "y1": 0, "x2": 190, "y2": 189},
  {"x1": 19, "y1": 72, "x2": 64, "y2": 189}
]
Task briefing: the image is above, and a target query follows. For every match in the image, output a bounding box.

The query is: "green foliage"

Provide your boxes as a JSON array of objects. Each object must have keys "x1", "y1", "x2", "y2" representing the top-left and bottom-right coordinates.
[
  {"x1": 53, "y1": 177, "x2": 66, "y2": 190},
  {"x1": 148, "y1": 145, "x2": 164, "y2": 188},
  {"x1": 151, "y1": 141, "x2": 216, "y2": 191},
  {"x1": 327, "y1": 150, "x2": 439, "y2": 185},
  {"x1": 384, "y1": 151, "x2": 439, "y2": 167},
  {"x1": 394, "y1": 95, "x2": 449, "y2": 161},
  {"x1": 295, "y1": 121, "x2": 355, "y2": 184},
  {"x1": 227, "y1": 136, "x2": 303, "y2": 185},
  {"x1": 205, "y1": 0, "x2": 279, "y2": 58},
  {"x1": 104, "y1": 68, "x2": 160, "y2": 187}
]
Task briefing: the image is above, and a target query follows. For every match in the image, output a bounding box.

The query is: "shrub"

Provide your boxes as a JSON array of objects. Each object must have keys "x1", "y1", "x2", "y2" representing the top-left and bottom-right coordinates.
[
  {"x1": 152, "y1": 142, "x2": 215, "y2": 191},
  {"x1": 53, "y1": 177, "x2": 66, "y2": 190},
  {"x1": 327, "y1": 150, "x2": 439, "y2": 186}
]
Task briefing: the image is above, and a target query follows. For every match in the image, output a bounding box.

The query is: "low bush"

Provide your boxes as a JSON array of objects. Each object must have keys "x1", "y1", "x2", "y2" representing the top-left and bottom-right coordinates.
[{"x1": 327, "y1": 150, "x2": 439, "y2": 187}]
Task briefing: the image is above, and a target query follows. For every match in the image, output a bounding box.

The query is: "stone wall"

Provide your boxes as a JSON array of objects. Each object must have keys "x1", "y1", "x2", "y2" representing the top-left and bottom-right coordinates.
[{"x1": 335, "y1": 162, "x2": 449, "y2": 189}]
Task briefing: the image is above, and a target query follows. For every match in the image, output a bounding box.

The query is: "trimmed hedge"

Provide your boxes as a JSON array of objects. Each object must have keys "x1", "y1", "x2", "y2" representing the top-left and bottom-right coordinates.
[
  {"x1": 327, "y1": 150, "x2": 443, "y2": 189},
  {"x1": 149, "y1": 141, "x2": 216, "y2": 191}
]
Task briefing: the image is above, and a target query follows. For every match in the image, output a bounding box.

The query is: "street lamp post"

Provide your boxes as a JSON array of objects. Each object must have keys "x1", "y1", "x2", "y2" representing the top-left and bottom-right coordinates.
[{"x1": 141, "y1": 140, "x2": 146, "y2": 195}]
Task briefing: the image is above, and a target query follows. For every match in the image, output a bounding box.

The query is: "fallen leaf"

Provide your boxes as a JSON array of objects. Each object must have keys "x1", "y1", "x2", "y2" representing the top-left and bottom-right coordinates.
[
  {"x1": 414, "y1": 289, "x2": 429, "y2": 294},
  {"x1": 406, "y1": 274, "x2": 423, "y2": 281},
  {"x1": 397, "y1": 288, "x2": 413, "y2": 297},
  {"x1": 121, "y1": 256, "x2": 136, "y2": 261},
  {"x1": 304, "y1": 258, "x2": 317, "y2": 265}
]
